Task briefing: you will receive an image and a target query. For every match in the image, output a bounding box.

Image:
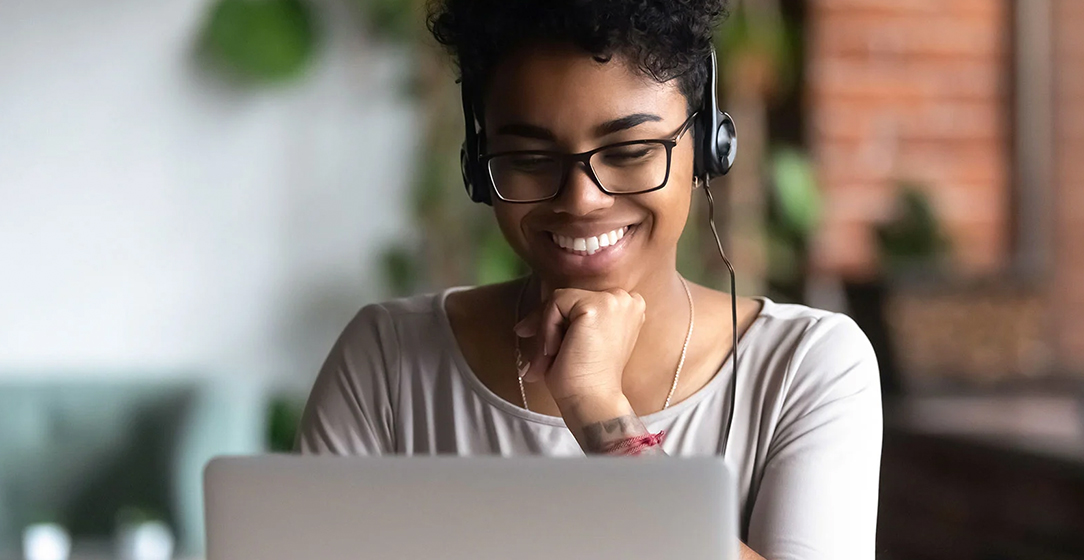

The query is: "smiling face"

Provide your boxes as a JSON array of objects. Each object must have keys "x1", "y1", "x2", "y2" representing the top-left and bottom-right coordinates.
[{"x1": 483, "y1": 43, "x2": 696, "y2": 292}]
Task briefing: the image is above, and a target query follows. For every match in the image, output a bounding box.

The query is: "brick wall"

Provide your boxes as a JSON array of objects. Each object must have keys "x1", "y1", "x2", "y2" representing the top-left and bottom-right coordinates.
[
  {"x1": 807, "y1": 0, "x2": 1011, "y2": 279},
  {"x1": 1053, "y1": 0, "x2": 1084, "y2": 369}
]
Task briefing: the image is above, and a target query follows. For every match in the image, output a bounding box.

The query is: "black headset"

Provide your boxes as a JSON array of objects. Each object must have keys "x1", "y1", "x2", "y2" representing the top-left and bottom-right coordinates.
[{"x1": 459, "y1": 46, "x2": 737, "y2": 206}]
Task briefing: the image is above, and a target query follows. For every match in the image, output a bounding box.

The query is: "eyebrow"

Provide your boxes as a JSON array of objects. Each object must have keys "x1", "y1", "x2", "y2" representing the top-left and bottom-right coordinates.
[{"x1": 494, "y1": 112, "x2": 664, "y2": 141}]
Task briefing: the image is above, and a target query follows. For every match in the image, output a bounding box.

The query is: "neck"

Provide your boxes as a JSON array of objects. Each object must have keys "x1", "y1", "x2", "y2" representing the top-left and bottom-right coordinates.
[{"x1": 621, "y1": 269, "x2": 694, "y2": 395}]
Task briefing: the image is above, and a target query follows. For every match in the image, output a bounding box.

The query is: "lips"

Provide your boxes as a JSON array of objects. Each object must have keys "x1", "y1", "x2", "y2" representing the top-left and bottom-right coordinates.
[
  {"x1": 535, "y1": 220, "x2": 641, "y2": 277},
  {"x1": 549, "y1": 225, "x2": 632, "y2": 256}
]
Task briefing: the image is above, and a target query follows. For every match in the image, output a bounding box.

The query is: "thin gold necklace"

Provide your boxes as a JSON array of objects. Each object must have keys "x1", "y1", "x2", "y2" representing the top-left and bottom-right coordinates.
[{"x1": 513, "y1": 276, "x2": 695, "y2": 412}]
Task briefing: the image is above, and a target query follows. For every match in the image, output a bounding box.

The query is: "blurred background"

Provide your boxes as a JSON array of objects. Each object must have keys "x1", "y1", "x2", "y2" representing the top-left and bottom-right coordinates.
[{"x1": 0, "y1": 0, "x2": 1081, "y2": 558}]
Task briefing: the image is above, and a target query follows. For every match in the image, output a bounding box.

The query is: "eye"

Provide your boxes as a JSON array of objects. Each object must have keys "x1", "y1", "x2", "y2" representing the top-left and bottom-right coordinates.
[
  {"x1": 507, "y1": 154, "x2": 558, "y2": 173},
  {"x1": 600, "y1": 144, "x2": 663, "y2": 166}
]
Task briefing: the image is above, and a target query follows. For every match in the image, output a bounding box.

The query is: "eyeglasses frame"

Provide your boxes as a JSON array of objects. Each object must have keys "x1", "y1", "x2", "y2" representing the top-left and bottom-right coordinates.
[{"x1": 480, "y1": 111, "x2": 700, "y2": 204}]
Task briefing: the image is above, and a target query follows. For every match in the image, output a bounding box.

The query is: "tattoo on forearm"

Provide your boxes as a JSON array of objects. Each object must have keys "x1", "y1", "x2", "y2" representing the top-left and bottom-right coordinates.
[{"x1": 581, "y1": 414, "x2": 666, "y2": 456}]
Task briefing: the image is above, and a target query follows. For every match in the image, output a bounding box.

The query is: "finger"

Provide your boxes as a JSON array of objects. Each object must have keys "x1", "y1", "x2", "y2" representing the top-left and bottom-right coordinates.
[
  {"x1": 524, "y1": 293, "x2": 574, "y2": 383},
  {"x1": 520, "y1": 330, "x2": 553, "y2": 383},
  {"x1": 552, "y1": 287, "x2": 610, "y2": 326},
  {"x1": 545, "y1": 287, "x2": 603, "y2": 338},
  {"x1": 540, "y1": 297, "x2": 567, "y2": 358},
  {"x1": 522, "y1": 287, "x2": 591, "y2": 382},
  {"x1": 521, "y1": 350, "x2": 551, "y2": 383},
  {"x1": 520, "y1": 300, "x2": 562, "y2": 384},
  {"x1": 514, "y1": 307, "x2": 541, "y2": 338}
]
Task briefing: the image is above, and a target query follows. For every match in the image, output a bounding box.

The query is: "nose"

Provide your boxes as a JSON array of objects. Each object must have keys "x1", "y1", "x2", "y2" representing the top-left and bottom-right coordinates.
[{"x1": 551, "y1": 161, "x2": 614, "y2": 216}]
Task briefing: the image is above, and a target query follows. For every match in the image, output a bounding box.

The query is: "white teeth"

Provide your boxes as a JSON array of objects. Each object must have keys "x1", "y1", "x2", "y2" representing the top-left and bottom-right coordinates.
[{"x1": 551, "y1": 226, "x2": 631, "y2": 255}]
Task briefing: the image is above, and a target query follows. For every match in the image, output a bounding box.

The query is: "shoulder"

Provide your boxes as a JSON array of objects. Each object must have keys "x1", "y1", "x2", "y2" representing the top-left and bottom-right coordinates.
[
  {"x1": 753, "y1": 298, "x2": 873, "y2": 361},
  {"x1": 747, "y1": 299, "x2": 880, "y2": 410},
  {"x1": 340, "y1": 289, "x2": 460, "y2": 348},
  {"x1": 336, "y1": 283, "x2": 518, "y2": 372}
]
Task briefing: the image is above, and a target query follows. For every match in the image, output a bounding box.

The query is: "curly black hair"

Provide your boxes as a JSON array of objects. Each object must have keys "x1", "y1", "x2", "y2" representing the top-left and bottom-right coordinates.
[{"x1": 427, "y1": 0, "x2": 729, "y2": 115}]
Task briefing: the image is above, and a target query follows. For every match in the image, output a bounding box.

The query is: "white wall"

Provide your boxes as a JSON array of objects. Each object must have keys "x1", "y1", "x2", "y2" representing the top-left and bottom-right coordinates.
[{"x1": 0, "y1": 0, "x2": 418, "y2": 384}]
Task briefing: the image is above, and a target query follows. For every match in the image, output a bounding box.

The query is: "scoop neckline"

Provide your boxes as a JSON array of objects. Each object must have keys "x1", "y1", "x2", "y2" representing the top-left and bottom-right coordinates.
[{"x1": 434, "y1": 285, "x2": 771, "y2": 427}]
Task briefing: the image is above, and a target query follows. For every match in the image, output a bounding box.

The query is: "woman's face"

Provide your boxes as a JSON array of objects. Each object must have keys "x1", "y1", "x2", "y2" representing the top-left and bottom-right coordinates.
[{"x1": 483, "y1": 43, "x2": 695, "y2": 293}]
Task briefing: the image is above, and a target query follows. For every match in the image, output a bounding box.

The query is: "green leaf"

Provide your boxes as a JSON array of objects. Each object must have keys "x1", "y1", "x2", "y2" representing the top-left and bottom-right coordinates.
[
  {"x1": 770, "y1": 147, "x2": 821, "y2": 238},
  {"x1": 381, "y1": 244, "x2": 420, "y2": 297},
  {"x1": 875, "y1": 183, "x2": 951, "y2": 268},
  {"x1": 267, "y1": 396, "x2": 306, "y2": 452},
  {"x1": 201, "y1": 0, "x2": 318, "y2": 82},
  {"x1": 115, "y1": 506, "x2": 164, "y2": 525}
]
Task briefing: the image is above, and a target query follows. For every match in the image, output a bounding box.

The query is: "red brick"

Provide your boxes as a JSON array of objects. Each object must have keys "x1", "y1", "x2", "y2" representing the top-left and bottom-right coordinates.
[
  {"x1": 1055, "y1": 0, "x2": 1084, "y2": 27},
  {"x1": 1056, "y1": 152, "x2": 1084, "y2": 183},
  {"x1": 818, "y1": 139, "x2": 1007, "y2": 186},
  {"x1": 820, "y1": 182, "x2": 896, "y2": 222},
  {"x1": 810, "y1": 58, "x2": 1006, "y2": 100},
  {"x1": 811, "y1": 221, "x2": 878, "y2": 278},
  {"x1": 1057, "y1": 71, "x2": 1084, "y2": 98},
  {"x1": 813, "y1": 99, "x2": 1004, "y2": 142},
  {"x1": 812, "y1": 0, "x2": 1003, "y2": 17},
  {"x1": 811, "y1": 12, "x2": 1005, "y2": 58},
  {"x1": 1054, "y1": 106, "x2": 1084, "y2": 141},
  {"x1": 940, "y1": 219, "x2": 1006, "y2": 273},
  {"x1": 1056, "y1": 26, "x2": 1084, "y2": 58}
]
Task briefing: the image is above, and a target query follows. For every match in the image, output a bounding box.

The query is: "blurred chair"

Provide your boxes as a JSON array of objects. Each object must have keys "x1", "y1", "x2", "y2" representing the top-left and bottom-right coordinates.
[{"x1": 0, "y1": 377, "x2": 268, "y2": 557}]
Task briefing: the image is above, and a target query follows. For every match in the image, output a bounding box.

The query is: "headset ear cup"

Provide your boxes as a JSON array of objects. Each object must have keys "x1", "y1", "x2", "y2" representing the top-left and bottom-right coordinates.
[
  {"x1": 459, "y1": 82, "x2": 493, "y2": 205},
  {"x1": 461, "y1": 139, "x2": 493, "y2": 205},
  {"x1": 693, "y1": 111, "x2": 713, "y2": 179},
  {"x1": 460, "y1": 143, "x2": 474, "y2": 198},
  {"x1": 716, "y1": 112, "x2": 737, "y2": 175},
  {"x1": 476, "y1": 164, "x2": 492, "y2": 206}
]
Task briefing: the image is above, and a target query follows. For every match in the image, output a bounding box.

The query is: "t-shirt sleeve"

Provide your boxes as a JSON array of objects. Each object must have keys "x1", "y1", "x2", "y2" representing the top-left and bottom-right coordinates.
[
  {"x1": 295, "y1": 303, "x2": 400, "y2": 455},
  {"x1": 746, "y1": 314, "x2": 883, "y2": 560}
]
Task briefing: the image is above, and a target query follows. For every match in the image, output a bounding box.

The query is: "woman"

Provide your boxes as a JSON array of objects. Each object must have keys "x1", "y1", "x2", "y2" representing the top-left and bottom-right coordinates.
[{"x1": 297, "y1": 1, "x2": 882, "y2": 558}]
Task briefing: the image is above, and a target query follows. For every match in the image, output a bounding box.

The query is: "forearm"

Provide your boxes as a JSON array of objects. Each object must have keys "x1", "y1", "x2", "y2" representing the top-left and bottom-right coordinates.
[{"x1": 559, "y1": 393, "x2": 665, "y2": 455}]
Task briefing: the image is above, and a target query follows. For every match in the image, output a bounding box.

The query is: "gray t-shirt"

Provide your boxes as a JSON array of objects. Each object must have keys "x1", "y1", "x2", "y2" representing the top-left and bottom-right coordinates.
[{"x1": 297, "y1": 288, "x2": 882, "y2": 560}]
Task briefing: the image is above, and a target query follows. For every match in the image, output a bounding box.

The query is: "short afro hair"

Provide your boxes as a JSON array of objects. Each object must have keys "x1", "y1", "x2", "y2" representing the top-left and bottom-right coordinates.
[{"x1": 427, "y1": 0, "x2": 729, "y2": 115}]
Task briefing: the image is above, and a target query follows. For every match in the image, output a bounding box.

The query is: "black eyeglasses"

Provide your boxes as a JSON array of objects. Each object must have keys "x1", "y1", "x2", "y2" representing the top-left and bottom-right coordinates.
[{"x1": 480, "y1": 112, "x2": 698, "y2": 203}]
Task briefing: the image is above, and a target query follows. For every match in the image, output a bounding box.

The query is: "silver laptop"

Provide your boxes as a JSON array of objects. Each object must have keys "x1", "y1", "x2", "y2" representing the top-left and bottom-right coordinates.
[{"x1": 204, "y1": 455, "x2": 738, "y2": 560}]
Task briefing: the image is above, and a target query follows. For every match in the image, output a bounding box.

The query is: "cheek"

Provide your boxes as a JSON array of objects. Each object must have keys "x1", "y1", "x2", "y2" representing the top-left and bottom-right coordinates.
[
  {"x1": 643, "y1": 186, "x2": 692, "y2": 246},
  {"x1": 493, "y1": 205, "x2": 532, "y2": 255}
]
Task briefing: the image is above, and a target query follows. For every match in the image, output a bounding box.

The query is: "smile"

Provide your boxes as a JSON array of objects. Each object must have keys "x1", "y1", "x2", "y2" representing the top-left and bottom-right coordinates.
[{"x1": 549, "y1": 226, "x2": 632, "y2": 256}]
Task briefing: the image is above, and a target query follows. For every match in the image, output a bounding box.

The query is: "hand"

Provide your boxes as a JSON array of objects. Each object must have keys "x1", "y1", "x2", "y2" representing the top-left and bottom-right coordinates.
[{"x1": 514, "y1": 287, "x2": 646, "y2": 413}]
